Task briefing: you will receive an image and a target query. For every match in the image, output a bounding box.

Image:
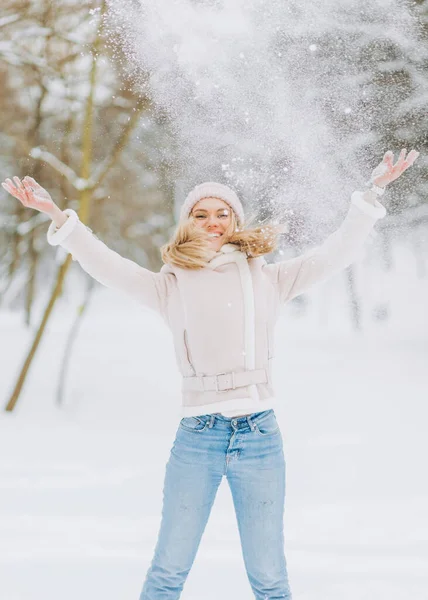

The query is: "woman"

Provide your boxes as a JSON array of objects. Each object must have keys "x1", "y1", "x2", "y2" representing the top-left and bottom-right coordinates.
[{"x1": 1, "y1": 148, "x2": 419, "y2": 599}]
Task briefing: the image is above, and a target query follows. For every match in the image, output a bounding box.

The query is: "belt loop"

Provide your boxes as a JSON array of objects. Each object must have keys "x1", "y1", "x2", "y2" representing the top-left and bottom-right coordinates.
[
  {"x1": 208, "y1": 414, "x2": 215, "y2": 428},
  {"x1": 247, "y1": 415, "x2": 256, "y2": 431}
]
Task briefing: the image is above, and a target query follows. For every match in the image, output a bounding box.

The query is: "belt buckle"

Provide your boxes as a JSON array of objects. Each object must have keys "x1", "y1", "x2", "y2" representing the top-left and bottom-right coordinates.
[{"x1": 215, "y1": 372, "x2": 235, "y2": 392}]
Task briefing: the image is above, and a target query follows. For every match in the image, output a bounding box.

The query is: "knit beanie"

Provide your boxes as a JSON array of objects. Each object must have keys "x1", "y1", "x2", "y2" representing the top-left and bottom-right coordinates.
[{"x1": 179, "y1": 182, "x2": 245, "y2": 227}]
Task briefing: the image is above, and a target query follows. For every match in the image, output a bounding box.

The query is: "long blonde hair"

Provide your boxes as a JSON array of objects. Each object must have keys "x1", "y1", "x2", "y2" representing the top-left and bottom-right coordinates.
[{"x1": 161, "y1": 209, "x2": 283, "y2": 270}]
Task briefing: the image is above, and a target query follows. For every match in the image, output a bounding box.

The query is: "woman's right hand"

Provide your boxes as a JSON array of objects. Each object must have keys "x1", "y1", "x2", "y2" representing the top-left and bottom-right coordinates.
[{"x1": 1, "y1": 176, "x2": 55, "y2": 215}]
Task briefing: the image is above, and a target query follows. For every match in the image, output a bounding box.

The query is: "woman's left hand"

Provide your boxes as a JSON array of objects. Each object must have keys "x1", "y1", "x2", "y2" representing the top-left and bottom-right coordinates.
[{"x1": 370, "y1": 148, "x2": 420, "y2": 188}]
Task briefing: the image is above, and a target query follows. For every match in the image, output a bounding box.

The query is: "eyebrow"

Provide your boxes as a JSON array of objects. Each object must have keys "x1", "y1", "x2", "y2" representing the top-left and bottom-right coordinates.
[{"x1": 192, "y1": 208, "x2": 229, "y2": 213}]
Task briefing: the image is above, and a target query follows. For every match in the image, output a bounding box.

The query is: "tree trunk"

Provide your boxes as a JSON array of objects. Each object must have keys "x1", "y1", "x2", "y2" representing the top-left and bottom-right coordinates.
[
  {"x1": 5, "y1": 253, "x2": 72, "y2": 411},
  {"x1": 24, "y1": 230, "x2": 37, "y2": 327},
  {"x1": 4, "y1": 4, "x2": 105, "y2": 412}
]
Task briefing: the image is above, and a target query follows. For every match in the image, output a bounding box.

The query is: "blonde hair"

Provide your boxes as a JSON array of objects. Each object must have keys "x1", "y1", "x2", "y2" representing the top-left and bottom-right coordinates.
[{"x1": 161, "y1": 210, "x2": 283, "y2": 270}]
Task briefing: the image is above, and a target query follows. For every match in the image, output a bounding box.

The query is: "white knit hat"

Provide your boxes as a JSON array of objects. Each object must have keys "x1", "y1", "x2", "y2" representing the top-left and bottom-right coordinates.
[{"x1": 180, "y1": 182, "x2": 245, "y2": 227}]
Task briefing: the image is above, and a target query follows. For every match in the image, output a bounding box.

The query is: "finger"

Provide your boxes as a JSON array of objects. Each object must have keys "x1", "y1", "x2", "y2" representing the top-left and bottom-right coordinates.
[
  {"x1": 23, "y1": 181, "x2": 41, "y2": 203},
  {"x1": 2, "y1": 182, "x2": 27, "y2": 204},
  {"x1": 22, "y1": 182, "x2": 34, "y2": 199},
  {"x1": 21, "y1": 181, "x2": 34, "y2": 202},
  {"x1": 383, "y1": 152, "x2": 394, "y2": 169},
  {"x1": 401, "y1": 157, "x2": 419, "y2": 173},
  {"x1": 14, "y1": 177, "x2": 32, "y2": 201},
  {"x1": 405, "y1": 149, "x2": 420, "y2": 166},
  {"x1": 390, "y1": 149, "x2": 407, "y2": 176},
  {"x1": 12, "y1": 176, "x2": 26, "y2": 194},
  {"x1": 25, "y1": 177, "x2": 46, "y2": 196},
  {"x1": 16, "y1": 177, "x2": 31, "y2": 197},
  {"x1": 5, "y1": 177, "x2": 18, "y2": 191},
  {"x1": 23, "y1": 176, "x2": 41, "y2": 189},
  {"x1": 396, "y1": 148, "x2": 407, "y2": 166},
  {"x1": 2, "y1": 180, "x2": 21, "y2": 197},
  {"x1": 22, "y1": 180, "x2": 34, "y2": 192}
]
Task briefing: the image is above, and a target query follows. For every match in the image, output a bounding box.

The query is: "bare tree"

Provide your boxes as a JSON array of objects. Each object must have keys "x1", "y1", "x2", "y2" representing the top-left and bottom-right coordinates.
[{"x1": 3, "y1": 0, "x2": 166, "y2": 411}]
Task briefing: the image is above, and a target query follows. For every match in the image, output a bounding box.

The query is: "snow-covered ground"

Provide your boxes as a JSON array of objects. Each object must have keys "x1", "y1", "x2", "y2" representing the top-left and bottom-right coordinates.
[{"x1": 0, "y1": 247, "x2": 427, "y2": 600}]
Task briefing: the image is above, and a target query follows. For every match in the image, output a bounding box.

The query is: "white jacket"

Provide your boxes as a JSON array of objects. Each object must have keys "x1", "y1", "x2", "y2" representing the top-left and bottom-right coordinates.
[{"x1": 47, "y1": 191, "x2": 386, "y2": 417}]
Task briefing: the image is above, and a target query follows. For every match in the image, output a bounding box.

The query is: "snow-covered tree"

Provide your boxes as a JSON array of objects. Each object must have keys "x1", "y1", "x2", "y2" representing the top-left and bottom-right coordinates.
[
  {"x1": 0, "y1": 0, "x2": 174, "y2": 320},
  {"x1": 0, "y1": 0, "x2": 175, "y2": 411}
]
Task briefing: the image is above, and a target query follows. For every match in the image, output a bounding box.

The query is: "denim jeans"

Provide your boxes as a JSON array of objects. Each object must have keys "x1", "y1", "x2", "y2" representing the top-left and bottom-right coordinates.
[{"x1": 139, "y1": 409, "x2": 292, "y2": 600}]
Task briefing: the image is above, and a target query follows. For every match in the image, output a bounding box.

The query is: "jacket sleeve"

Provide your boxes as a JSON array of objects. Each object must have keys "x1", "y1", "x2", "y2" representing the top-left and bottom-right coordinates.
[
  {"x1": 263, "y1": 191, "x2": 386, "y2": 303},
  {"x1": 47, "y1": 209, "x2": 170, "y2": 315}
]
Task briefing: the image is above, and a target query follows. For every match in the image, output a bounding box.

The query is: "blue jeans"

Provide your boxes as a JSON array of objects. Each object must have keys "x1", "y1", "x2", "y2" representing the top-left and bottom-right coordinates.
[{"x1": 140, "y1": 409, "x2": 292, "y2": 599}]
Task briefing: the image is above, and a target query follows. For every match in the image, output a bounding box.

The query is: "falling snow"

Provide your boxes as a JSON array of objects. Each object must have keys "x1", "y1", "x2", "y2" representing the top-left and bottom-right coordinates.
[{"x1": 104, "y1": 0, "x2": 422, "y2": 244}]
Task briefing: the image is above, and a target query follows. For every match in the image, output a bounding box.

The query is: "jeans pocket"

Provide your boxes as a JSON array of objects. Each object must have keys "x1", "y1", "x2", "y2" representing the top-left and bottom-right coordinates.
[
  {"x1": 254, "y1": 412, "x2": 280, "y2": 437},
  {"x1": 179, "y1": 416, "x2": 209, "y2": 433}
]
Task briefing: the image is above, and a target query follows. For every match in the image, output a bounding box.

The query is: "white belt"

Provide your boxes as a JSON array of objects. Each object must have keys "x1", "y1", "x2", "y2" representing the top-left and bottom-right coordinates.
[{"x1": 182, "y1": 368, "x2": 268, "y2": 393}]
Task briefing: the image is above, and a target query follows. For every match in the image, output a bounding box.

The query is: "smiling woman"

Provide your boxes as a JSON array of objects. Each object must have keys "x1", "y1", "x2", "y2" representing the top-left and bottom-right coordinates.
[
  {"x1": 160, "y1": 182, "x2": 281, "y2": 269},
  {"x1": 191, "y1": 197, "x2": 232, "y2": 252}
]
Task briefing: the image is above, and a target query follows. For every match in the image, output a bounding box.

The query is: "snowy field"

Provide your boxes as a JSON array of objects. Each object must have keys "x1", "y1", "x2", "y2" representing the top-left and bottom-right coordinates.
[{"x1": 0, "y1": 248, "x2": 427, "y2": 600}]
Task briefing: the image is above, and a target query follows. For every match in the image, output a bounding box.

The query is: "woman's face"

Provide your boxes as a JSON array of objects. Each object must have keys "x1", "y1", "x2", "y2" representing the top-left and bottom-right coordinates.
[{"x1": 191, "y1": 197, "x2": 233, "y2": 251}]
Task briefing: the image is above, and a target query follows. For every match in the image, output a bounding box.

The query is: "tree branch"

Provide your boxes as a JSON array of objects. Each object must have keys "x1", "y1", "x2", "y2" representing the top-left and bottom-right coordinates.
[
  {"x1": 29, "y1": 147, "x2": 89, "y2": 190},
  {"x1": 91, "y1": 98, "x2": 148, "y2": 187}
]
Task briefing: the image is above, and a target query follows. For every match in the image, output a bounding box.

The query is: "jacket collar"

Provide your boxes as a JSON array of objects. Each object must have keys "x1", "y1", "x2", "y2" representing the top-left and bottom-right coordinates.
[
  {"x1": 160, "y1": 243, "x2": 244, "y2": 274},
  {"x1": 207, "y1": 243, "x2": 245, "y2": 270},
  {"x1": 217, "y1": 242, "x2": 240, "y2": 255}
]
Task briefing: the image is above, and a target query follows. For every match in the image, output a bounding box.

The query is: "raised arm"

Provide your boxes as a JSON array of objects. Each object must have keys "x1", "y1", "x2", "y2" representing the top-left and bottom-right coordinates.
[
  {"x1": 1, "y1": 176, "x2": 171, "y2": 316},
  {"x1": 263, "y1": 149, "x2": 420, "y2": 303}
]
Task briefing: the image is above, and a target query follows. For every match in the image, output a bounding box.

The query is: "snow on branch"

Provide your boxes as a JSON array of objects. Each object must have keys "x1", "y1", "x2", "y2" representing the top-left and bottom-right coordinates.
[
  {"x1": 0, "y1": 211, "x2": 51, "y2": 235},
  {"x1": 0, "y1": 14, "x2": 20, "y2": 28},
  {"x1": 11, "y1": 26, "x2": 53, "y2": 40},
  {"x1": 16, "y1": 212, "x2": 50, "y2": 236},
  {"x1": 30, "y1": 147, "x2": 89, "y2": 190},
  {"x1": 0, "y1": 42, "x2": 48, "y2": 69}
]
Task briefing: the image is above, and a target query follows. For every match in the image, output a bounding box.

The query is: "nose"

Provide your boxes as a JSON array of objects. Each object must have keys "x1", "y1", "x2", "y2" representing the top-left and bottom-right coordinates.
[{"x1": 206, "y1": 214, "x2": 219, "y2": 227}]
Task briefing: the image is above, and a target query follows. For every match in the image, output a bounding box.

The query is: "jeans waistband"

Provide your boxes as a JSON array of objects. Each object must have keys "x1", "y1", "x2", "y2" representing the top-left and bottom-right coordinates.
[{"x1": 199, "y1": 409, "x2": 274, "y2": 430}]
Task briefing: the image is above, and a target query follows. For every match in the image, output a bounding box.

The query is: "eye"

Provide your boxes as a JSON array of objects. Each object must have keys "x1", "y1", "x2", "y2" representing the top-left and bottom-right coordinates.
[{"x1": 194, "y1": 215, "x2": 206, "y2": 219}]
